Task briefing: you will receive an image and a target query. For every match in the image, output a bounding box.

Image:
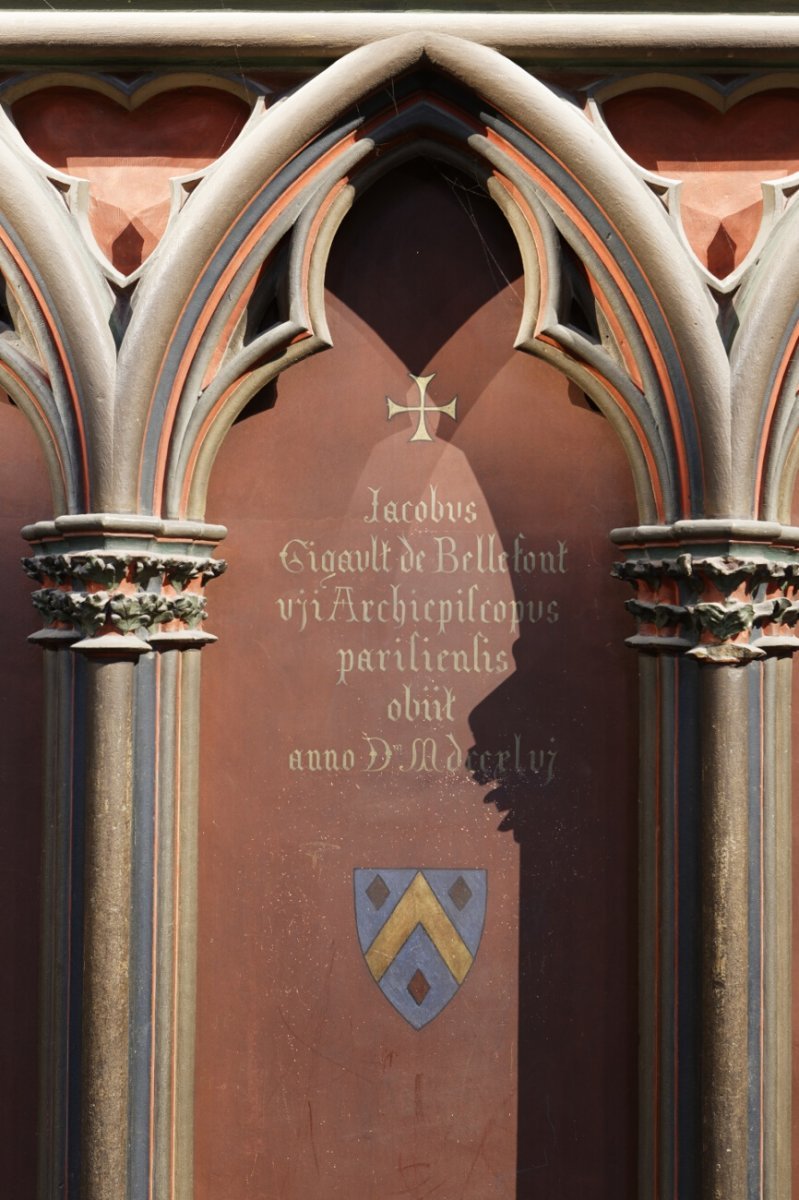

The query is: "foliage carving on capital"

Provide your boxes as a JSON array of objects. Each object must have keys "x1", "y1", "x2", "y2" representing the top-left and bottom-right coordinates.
[
  {"x1": 613, "y1": 549, "x2": 799, "y2": 664},
  {"x1": 23, "y1": 550, "x2": 226, "y2": 654}
]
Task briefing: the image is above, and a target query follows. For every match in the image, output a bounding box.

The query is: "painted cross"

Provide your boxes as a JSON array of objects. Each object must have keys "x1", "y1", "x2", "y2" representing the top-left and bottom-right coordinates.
[{"x1": 386, "y1": 373, "x2": 458, "y2": 442}]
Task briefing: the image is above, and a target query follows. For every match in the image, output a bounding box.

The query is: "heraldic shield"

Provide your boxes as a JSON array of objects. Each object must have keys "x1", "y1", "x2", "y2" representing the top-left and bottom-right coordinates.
[{"x1": 354, "y1": 869, "x2": 487, "y2": 1029}]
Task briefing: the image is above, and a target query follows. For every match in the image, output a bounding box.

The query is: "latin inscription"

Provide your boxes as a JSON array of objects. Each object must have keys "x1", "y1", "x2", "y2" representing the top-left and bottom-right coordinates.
[{"x1": 277, "y1": 483, "x2": 566, "y2": 779}]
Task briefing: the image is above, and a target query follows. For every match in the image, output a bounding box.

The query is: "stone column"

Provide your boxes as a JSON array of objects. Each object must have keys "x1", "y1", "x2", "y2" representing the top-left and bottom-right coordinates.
[
  {"x1": 24, "y1": 515, "x2": 226, "y2": 1200},
  {"x1": 613, "y1": 520, "x2": 796, "y2": 1200}
]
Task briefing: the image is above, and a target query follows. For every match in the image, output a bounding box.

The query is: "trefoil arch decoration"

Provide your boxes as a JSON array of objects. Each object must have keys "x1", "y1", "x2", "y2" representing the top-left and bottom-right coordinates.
[{"x1": 114, "y1": 33, "x2": 728, "y2": 530}]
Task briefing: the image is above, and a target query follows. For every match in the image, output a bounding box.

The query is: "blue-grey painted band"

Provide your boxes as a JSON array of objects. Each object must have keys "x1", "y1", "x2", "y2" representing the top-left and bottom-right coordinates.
[
  {"x1": 676, "y1": 657, "x2": 701, "y2": 1198},
  {"x1": 658, "y1": 655, "x2": 677, "y2": 1200},
  {"x1": 50, "y1": 650, "x2": 77, "y2": 1199},
  {"x1": 67, "y1": 653, "x2": 88, "y2": 1197},
  {"x1": 747, "y1": 663, "x2": 763, "y2": 1200},
  {"x1": 128, "y1": 650, "x2": 158, "y2": 1200}
]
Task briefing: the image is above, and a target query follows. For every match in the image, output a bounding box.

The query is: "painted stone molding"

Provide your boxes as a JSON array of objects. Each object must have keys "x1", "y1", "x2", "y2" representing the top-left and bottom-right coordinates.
[
  {"x1": 21, "y1": 515, "x2": 226, "y2": 654},
  {"x1": 612, "y1": 521, "x2": 799, "y2": 662}
]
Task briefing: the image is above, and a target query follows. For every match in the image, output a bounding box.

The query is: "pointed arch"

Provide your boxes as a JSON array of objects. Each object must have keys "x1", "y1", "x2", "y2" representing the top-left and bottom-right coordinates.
[
  {"x1": 118, "y1": 33, "x2": 729, "y2": 524},
  {"x1": 0, "y1": 132, "x2": 116, "y2": 514},
  {"x1": 732, "y1": 197, "x2": 799, "y2": 521}
]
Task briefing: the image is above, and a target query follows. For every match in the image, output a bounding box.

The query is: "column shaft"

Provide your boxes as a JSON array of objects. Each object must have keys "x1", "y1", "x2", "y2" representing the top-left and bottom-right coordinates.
[
  {"x1": 700, "y1": 667, "x2": 750, "y2": 1200},
  {"x1": 80, "y1": 657, "x2": 136, "y2": 1198}
]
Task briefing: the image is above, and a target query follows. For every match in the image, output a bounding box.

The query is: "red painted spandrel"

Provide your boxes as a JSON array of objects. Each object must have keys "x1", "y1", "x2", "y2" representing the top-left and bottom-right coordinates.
[
  {"x1": 198, "y1": 160, "x2": 638, "y2": 1200},
  {"x1": 602, "y1": 88, "x2": 799, "y2": 277},
  {"x1": 0, "y1": 397, "x2": 51, "y2": 1197},
  {"x1": 11, "y1": 86, "x2": 250, "y2": 275}
]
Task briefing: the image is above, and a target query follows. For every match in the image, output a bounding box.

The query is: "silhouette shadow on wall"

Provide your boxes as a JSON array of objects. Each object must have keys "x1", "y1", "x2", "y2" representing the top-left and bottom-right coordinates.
[
  {"x1": 239, "y1": 156, "x2": 639, "y2": 1199},
  {"x1": 327, "y1": 158, "x2": 639, "y2": 1199}
]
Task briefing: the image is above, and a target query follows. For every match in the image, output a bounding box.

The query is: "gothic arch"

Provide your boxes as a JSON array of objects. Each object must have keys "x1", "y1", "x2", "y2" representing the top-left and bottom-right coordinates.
[
  {"x1": 113, "y1": 32, "x2": 729, "y2": 525},
  {"x1": 0, "y1": 132, "x2": 115, "y2": 513},
  {"x1": 732, "y1": 195, "x2": 799, "y2": 521}
]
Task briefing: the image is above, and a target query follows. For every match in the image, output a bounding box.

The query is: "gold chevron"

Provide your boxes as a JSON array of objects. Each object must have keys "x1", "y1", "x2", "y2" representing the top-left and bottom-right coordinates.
[{"x1": 365, "y1": 872, "x2": 473, "y2": 984}]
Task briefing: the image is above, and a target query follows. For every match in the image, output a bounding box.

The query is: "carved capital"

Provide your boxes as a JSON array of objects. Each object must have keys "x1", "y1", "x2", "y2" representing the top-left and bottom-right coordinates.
[
  {"x1": 21, "y1": 515, "x2": 227, "y2": 656},
  {"x1": 612, "y1": 521, "x2": 799, "y2": 664}
]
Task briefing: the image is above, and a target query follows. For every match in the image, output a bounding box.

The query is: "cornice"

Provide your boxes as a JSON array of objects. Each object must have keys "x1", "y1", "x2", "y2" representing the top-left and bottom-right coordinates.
[{"x1": 0, "y1": 12, "x2": 798, "y2": 65}]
